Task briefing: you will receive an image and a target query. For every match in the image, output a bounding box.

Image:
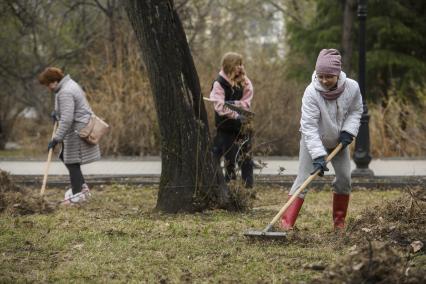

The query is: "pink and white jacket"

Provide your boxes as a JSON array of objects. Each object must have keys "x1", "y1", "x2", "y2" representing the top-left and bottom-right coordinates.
[{"x1": 209, "y1": 70, "x2": 254, "y2": 119}]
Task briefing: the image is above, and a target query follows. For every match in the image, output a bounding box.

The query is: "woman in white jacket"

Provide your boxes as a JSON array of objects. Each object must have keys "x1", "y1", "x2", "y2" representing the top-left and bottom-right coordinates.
[{"x1": 281, "y1": 49, "x2": 363, "y2": 230}]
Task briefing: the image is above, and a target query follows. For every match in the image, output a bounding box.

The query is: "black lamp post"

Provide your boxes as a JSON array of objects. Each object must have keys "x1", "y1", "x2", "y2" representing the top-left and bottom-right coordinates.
[{"x1": 352, "y1": 0, "x2": 374, "y2": 176}]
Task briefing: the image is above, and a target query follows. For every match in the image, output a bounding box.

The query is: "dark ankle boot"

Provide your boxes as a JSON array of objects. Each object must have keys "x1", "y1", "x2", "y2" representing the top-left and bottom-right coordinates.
[
  {"x1": 333, "y1": 193, "x2": 350, "y2": 229},
  {"x1": 280, "y1": 195, "x2": 304, "y2": 230}
]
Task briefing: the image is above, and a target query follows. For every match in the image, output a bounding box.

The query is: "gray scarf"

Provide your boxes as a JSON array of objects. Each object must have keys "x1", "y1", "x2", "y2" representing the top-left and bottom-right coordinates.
[{"x1": 319, "y1": 81, "x2": 346, "y2": 100}]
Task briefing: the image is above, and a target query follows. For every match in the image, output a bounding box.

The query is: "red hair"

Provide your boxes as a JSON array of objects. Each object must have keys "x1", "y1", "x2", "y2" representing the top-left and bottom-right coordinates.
[{"x1": 38, "y1": 67, "x2": 64, "y2": 85}]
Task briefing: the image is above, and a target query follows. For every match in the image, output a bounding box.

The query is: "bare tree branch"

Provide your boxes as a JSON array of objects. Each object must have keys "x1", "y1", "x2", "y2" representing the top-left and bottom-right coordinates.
[{"x1": 263, "y1": 0, "x2": 303, "y2": 25}]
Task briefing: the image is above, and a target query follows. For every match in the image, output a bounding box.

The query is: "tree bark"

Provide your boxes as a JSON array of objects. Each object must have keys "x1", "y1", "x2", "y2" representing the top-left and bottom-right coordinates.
[
  {"x1": 0, "y1": 120, "x2": 6, "y2": 150},
  {"x1": 342, "y1": 0, "x2": 356, "y2": 75},
  {"x1": 124, "y1": 0, "x2": 235, "y2": 213}
]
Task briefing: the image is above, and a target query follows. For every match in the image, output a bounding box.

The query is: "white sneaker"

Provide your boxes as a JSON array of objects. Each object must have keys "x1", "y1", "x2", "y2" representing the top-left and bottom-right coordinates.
[
  {"x1": 64, "y1": 188, "x2": 73, "y2": 200},
  {"x1": 70, "y1": 192, "x2": 86, "y2": 203},
  {"x1": 62, "y1": 187, "x2": 87, "y2": 205}
]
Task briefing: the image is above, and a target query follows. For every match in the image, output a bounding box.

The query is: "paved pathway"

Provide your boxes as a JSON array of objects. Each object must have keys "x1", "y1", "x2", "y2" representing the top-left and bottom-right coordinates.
[{"x1": 1, "y1": 158, "x2": 425, "y2": 176}]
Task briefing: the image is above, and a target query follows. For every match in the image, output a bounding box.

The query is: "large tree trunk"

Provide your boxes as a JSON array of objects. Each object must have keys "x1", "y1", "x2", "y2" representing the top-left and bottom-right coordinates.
[
  {"x1": 341, "y1": 0, "x2": 356, "y2": 75},
  {"x1": 124, "y1": 0, "x2": 236, "y2": 213},
  {"x1": 0, "y1": 120, "x2": 6, "y2": 150}
]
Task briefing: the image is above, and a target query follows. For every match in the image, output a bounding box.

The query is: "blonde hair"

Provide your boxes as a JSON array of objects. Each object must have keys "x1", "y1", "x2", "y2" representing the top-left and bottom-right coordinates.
[
  {"x1": 221, "y1": 52, "x2": 242, "y2": 75},
  {"x1": 221, "y1": 52, "x2": 245, "y2": 86}
]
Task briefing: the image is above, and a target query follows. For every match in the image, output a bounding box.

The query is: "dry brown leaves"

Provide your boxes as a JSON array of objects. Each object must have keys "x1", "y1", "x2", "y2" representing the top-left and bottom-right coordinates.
[
  {"x1": 313, "y1": 241, "x2": 425, "y2": 284},
  {"x1": 313, "y1": 188, "x2": 426, "y2": 283},
  {"x1": 0, "y1": 170, "x2": 55, "y2": 216},
  {"x1": 346, "y1": 187, "x2": 426, "y2": 247},
  {"x1": 227, "y1": 180, "x2": 255, "y2": 212}
]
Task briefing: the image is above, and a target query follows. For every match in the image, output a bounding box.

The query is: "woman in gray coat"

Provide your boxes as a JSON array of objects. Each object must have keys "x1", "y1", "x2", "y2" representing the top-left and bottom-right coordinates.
[{"x1": 38, "y1": 67, "x2": 101, "y2": 204}]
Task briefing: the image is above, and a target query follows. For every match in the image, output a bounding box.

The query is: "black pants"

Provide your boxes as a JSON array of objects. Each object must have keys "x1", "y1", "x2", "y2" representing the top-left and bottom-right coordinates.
[
  {"x1": 65, "y1": 163, "x2": 85, "y2": 195},
  {"x1": 213, "y1": 129, "x2": 254, "y2": 188},
  {"x1": 65, "y1": 164, "x2": 84, "y2": 194},
  {"x1": 60, "y1": 146, "x2": 85, "y2": 194}
]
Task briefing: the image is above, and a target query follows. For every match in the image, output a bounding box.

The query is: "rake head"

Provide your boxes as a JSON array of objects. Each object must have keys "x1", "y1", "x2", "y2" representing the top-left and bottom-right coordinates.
[{"x1": 243, "y1": 230, "x2": 287, "y2": 240}]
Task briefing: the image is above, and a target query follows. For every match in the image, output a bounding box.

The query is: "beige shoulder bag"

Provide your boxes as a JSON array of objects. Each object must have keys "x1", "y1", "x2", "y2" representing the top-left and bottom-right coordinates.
[{"x1": 79, "y1": 114, "x2": 110, "y2": 145}]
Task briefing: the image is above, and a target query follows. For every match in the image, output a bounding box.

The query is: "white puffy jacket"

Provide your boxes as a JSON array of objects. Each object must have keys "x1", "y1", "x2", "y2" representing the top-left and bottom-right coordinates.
[{"x1": 300, "y1": 71, "x2": 363, "y2": 159}]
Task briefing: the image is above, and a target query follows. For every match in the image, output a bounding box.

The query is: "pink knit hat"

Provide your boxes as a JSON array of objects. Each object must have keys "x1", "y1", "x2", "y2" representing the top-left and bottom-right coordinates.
[{"x1": 315, "y1": 49, "x2": 342, "y2": 76}]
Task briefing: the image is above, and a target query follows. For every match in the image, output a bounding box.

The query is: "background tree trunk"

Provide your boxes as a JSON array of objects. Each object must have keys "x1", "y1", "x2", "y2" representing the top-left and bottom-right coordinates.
[
  {"x1": 0, "y1": 121, "x2": 5, "y2": 150},
  {"x1": 124, "y1": 0, "x2": 236, "y2": 213}
]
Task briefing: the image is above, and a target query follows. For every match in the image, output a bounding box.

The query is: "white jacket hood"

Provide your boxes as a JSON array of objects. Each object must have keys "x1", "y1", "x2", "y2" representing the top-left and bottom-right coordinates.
[{"x1": 312, "y1": 71, "x2": 347, "y2": 92}]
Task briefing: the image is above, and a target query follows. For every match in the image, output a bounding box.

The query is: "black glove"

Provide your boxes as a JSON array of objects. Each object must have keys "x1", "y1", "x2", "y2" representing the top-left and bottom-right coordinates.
[
  {"x1": 237, "y1": 114, "x2": 248, "y2": 124},
  {"x1": 311, "y1": 156, "x2": 329, "y2": 177},
  {"x1": 339, "y1": 131, "x2": 354, "y2": 148},
  {"x1": 50, "y1": 111, "x2": 58, "y2": 124},
  {"x1": 47, "y1": 139, "x2": 59, "y2": 151}
]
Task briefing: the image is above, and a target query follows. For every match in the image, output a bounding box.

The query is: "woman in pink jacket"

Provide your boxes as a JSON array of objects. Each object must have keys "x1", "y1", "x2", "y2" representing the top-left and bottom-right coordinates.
[{"x1": 209, "y1": 52, "x2": 254, "y2": 188}]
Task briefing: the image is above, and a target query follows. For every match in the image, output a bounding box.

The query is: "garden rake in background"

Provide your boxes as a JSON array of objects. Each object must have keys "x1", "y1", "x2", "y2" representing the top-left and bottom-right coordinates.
[
  {"x1": 203, "y1": 97, "x2": 255, "y2": 118},
  {"x1": 244, "y1": 143, "x2": 343, "y2": 240},
  {"x1": 40, "y1": 121, "x2": 58, "y2": 196}
]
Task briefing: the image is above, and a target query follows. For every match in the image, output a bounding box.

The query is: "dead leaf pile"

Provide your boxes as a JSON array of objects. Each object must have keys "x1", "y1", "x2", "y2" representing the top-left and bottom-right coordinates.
[
  {"x1": 313, "y1": 241, "x2": 425, "y2": 284},
  {"x1": 227, "y1": 180, "x2": 255, "y2": 212},
  {"x1": 0, "y1": 170, "x2": 55, "y2": 215},
  {"x1": 347, "y1": 187, "x2": 426, "y2": 247},
  {"x1": 0, "y1": 170, "x2": 19, "y2": 193},
  {"x1": 313, "y1": 188, "x2": 426, "y2": 283}
]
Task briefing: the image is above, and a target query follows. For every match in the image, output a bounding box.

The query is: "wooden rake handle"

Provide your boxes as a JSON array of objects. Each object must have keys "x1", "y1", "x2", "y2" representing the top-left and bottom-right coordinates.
[
  {"x1": 263, "y1": 143, "x2": 343, "y2": 232},
  {"x1": 40, "y1": 122, "x2": 58, "y2": 196}
]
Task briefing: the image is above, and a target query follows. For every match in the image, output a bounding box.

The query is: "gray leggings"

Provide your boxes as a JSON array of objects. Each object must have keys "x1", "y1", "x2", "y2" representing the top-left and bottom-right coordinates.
[{"x1": 290, "y1": 137, "x2": 351, "y2": 198}]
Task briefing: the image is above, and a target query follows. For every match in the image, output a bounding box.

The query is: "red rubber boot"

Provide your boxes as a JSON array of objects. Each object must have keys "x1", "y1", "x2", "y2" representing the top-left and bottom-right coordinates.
[
  {"x1": 280, "y1": 195, "x2": 304, "y2": 230},
  {"x1": 333, "y1": 193, "x2": 350, "y2": 229}
]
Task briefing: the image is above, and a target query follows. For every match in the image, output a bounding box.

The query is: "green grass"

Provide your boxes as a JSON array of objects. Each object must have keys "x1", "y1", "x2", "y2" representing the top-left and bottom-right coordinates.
[{"x1": 0, "y1": 186, "x2": 405, "y2": 283}]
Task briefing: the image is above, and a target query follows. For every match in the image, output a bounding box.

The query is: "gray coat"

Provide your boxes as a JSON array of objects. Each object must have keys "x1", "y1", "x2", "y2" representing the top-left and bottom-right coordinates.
[
  {"x1": 300, "y1": 71, "x2": 363, "y2": 159},
  {"x1": 53, "y1": 75, "x2": 101, "y2": 165}
]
